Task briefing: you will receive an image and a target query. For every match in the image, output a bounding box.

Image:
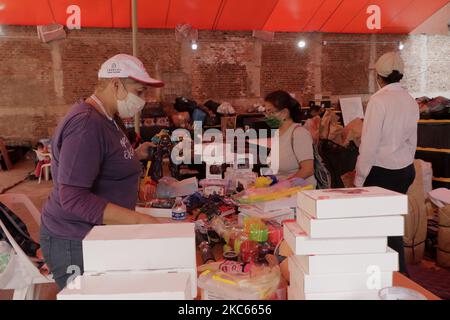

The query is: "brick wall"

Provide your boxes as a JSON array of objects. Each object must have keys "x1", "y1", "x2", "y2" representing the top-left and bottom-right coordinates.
[{"x1": 0, "y1": 26, "x2": 448, "y2": 145}]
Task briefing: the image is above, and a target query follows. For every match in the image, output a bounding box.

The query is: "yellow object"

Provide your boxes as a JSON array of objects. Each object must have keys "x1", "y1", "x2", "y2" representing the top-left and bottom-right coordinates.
[
  {"x1": 254, "y1": 176, "x2": 272, "y2": 188},
  {"x1": 145, "y1": 161, "x2": 151, "y2": 178},
  {"x1": 416, "y1": 147, "x2": 450, "y2": 153},
  {"x1": 418, "y1": 119, "x2": 450, "y2": 124},
  {"x1": 433, "y1": 177, "x2": 450, "y2": 182},
  {"x1": 238, "y1": 185, "x2": 313, "y2": 204},
  {"x1": 212, "y1": 274, "x2": 238, "y2": 286},
  {"x1": 200, "y1": 270, "x2": 211, "y2": 277}
]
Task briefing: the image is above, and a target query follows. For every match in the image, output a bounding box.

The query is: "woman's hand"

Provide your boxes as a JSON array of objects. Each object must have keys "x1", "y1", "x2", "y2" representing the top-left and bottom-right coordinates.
[
  {"x1": 135, "y1": 141, "x2": 156, "y2": 160},
  {"x1": 341, "y1": 170, "x2": 356, "y2": 188}
]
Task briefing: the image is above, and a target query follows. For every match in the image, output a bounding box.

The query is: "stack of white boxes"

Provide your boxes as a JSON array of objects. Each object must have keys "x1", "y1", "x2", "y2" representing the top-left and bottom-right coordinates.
[
  {"x1": 57, "y1": 223, "x2": 197, "y2": 300},
  {"x1": 284, "y1": 187, "x2": 407, "y2": 300}
]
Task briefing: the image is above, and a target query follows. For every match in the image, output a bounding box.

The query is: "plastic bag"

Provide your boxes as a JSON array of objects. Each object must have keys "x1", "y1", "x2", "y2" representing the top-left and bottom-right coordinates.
[
  {"x1": 0, "y1": 241, "x2": 11, "y2": 273},
  {"x1": 417, "y1": 160, "x2": 433, "y2": 198},
  {"x1": 217, "y1": 102, "x2": 236, "y2": 115},
  {"x1": 319, "y1": 110, "x2": 344, "y2": 146},
  {"x1": 303, "y1": 116, "x2": 321, "y2": 143},
  {"x1": 156, "y1": 176, "x2": 198, "y2": 198},
  {"x1": 198, "y1": 264, "x2": 281, "y2": 300},
  {"x1": 342, "y1": 118, "x2": 363, "y2": 147}
]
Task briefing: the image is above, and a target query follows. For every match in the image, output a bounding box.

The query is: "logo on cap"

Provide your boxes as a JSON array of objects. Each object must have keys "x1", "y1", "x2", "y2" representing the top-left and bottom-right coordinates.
[{"x1": 107, "y1": 62, "x2": 121, "y2": 74}]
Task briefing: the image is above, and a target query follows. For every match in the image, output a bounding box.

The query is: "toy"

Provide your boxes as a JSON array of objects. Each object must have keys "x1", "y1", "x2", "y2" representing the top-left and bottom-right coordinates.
[
  {"x1": 234, "y1": 177, "x2": 313, "y2": 204},
  {"x1": 147, "y1": 129, "x2": 177, "y2": 181},
  {"x1": 254, "y1": 176, "x2": 273, "y2": 188}
]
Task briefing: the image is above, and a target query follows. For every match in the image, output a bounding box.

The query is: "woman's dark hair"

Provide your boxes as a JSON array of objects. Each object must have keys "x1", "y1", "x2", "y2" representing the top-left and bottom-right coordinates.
[
  {"x1": 379, "y1": 70, "x2": 403, "y2": 84},
  {"x1": 35, "y1": 142, "x2": 44, "y2": 149},
  {"x1": 264, "y1": 90, "x2": 302, "y2": 123}
]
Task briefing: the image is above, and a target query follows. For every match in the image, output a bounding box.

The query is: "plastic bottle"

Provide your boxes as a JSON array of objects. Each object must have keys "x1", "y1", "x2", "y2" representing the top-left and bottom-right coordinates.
[{"x1": 171, "y1": 197, "x2": 187, "y2": 220}]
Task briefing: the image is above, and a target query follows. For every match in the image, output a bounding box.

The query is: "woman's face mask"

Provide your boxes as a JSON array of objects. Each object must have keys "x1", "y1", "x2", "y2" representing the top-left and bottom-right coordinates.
[
  {"x1": 264, "y1": 104, "x2": 288, "y2": 129},
  {"x1": 265, "y1": 114, "x2": 283, "y2": 128},
  {"x1": 116, "y1": 80, "x2": 146, "y2": 118}
]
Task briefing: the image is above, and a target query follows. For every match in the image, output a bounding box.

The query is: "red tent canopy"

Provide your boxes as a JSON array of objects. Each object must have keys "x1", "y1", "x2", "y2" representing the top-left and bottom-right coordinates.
[{"x1": 0, "y1": 0, "x2": 448, "y2": 33}]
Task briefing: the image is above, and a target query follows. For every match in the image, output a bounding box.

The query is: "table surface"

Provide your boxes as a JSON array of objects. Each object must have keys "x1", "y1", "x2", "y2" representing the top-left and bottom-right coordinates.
[
  {"x1": 393, "y1": 272, "x2": 440, "y2": 300},
  {"x1": 154, "y1": 217, "x2": 440, "y2": 300}
]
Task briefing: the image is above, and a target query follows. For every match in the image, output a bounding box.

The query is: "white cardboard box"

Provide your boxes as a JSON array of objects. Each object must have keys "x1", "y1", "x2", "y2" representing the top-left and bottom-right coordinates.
[
  {"x1": 297, "y1": 187, "x2": 407, "y2": 219},
  {"x1": 283, "y1": 221, "x2": 387, "y2": 255},
  {"x1": 83, "y1": 223, "x2": 196, "y2": 272},
  {"x1": 297, "y1": 210, "x2": 404, "y2": 239},
  {"x1": 293, "y1": 247, "x2": 399, "y2": 275},
  {"x1": 254, "y1": 195, "x2": 297, "y2": 212},
  {"x1": 84, "y1": 267, "x2": 198, "y2": 298},
  {"x1": 57, "y1": 272, "x2": 192, "y2": 300},
  {"x1": 239, "y1": 205, "x2": 295, "y2": 225},
  {"x1": 289, "y1": 256, "x2": 393, "y2": 294},
  {"x1": 288, "y1": 286, "x2": 380, "y2": 300}
]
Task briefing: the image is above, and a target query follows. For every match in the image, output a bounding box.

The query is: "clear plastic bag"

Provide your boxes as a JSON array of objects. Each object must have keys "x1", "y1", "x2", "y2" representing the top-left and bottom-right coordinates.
[
  {"x1": 0, "y1": 241, "x2": 11, "y2": 273},
  {"x1": 198, "y1": 264, "x2": 281, "y2": 300},
  {"x1": 156, "y1": 176, "x2": 198, "y2": 198}
]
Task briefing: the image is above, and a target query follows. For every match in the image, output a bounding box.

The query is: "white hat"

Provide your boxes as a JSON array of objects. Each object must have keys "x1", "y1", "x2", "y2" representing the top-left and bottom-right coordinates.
[
  {"x1": 375, "y1": 52, "x2": 404, "y2": 77},
  {"x1": 98, "y1": 54, "x2": 164, "y2": 87}
]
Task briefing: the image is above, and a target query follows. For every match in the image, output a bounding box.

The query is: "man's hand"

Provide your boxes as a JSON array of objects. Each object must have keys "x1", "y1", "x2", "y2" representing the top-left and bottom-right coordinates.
[{"x1": 135, "y1": 141, "x2": 156, "y2": 160}]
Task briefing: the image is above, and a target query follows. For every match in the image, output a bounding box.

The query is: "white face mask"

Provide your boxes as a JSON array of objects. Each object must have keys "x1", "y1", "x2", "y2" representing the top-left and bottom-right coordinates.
[{"x1": 117, "y1": 86, "x2": 146, "y2": 118}]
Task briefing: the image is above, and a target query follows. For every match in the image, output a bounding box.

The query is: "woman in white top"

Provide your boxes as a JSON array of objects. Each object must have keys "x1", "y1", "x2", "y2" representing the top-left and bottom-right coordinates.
[
  {"x1": 264, "y1": 90, "x2": 316, "y2": 188},
  {"x1": 354, "y1": 52, "x2": 419, "y2": 274}
]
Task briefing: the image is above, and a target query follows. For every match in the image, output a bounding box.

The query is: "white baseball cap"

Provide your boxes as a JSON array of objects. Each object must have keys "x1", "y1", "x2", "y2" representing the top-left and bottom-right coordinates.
[
  {"x1": 375, "y1": 52, "x2": 404, "y2": 77},
  {"x1": 98, "y1": 54, "x2": 164, "y2": 87}
]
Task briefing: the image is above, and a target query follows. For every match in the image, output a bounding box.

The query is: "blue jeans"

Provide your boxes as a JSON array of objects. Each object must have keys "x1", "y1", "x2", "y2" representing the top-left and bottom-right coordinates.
[{"x1": 39, "y1": 226, "x2": 84, "y2": 291}]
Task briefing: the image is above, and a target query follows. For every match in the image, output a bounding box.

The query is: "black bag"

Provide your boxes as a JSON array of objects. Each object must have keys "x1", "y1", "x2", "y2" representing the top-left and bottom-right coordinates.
[
  {"x1": 0, "y1": 202, "x2": 40, "y2": 257},
  {"x1": 174, "y1": 97, "x2": 198, "y2": 115},
  {"x1": 317, "y1": 139, "x2": 359, "y2": 188},
  {"x1": 290, "y1": 125, "x2": 331, "y2": 189},
  {"x1": 312, "y1": 144, "x2": 331, "y2": 189},
  {"x1": 203, "y1": 100, "x2": 221, "y2": 114}
]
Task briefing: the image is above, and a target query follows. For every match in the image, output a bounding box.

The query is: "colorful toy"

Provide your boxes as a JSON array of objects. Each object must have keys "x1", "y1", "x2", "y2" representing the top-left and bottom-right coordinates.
[{"x1": 234, "y1": 177, "x2": 313, "y2": 204}]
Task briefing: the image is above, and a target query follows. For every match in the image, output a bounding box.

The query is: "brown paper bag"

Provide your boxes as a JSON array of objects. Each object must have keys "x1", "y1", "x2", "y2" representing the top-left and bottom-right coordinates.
[
  {"x1": 404, "y1": 160, "x2": 428, "y2": 264},
  {"x1": 437, "y1": 205, "x2": 450, "y2": 268}
]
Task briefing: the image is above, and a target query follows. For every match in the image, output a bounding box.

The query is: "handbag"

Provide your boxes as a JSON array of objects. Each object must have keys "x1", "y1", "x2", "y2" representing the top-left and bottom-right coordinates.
[{"x1": 0, "y1": 202, "x2": 40, "y2": 257}]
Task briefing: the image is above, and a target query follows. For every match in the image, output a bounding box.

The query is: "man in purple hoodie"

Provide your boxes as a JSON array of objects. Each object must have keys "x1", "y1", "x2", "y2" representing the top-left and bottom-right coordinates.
[{"x1": 40, "y1": 54, "x2": 165, "y2": 290}]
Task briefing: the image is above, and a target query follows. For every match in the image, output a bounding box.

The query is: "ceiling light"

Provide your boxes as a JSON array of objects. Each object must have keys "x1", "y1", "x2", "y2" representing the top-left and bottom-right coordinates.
[
  {"x1": 191, "y1": 41, "x2": 198, "y2": 51},
  {"x1": 297, "y1": 40, "x2": 306, "y2": 48},
  {"x1": 398, "y1": 42, "x2": 405, "y2": 50}
]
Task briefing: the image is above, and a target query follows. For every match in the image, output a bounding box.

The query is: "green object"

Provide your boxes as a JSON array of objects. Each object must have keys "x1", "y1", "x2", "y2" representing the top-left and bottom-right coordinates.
[
  {"x1": 264, "y1": 115, "x2": 283, "y2": 129},
  {"x1": 0, "y1": 255, "x2": 10, "y2": 273},
  {"x1": 0, "y1": 242, "x2": 11, "y2": 273},
  {"x1": 249, "y1": 224, "x2": 269, "y2": 242}
]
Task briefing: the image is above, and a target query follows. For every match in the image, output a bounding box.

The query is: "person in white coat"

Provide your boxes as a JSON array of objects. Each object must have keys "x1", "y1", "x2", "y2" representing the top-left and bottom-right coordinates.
[{"x1": 354, "y1": 52, "x2": 419, "y2": 274}]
